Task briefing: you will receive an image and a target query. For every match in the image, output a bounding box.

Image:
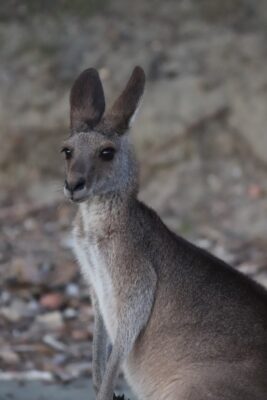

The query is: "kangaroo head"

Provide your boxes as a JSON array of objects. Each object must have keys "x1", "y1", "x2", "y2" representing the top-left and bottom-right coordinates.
[{"x1": 62, "y1": 66, "x2": 145, "y2": 203}]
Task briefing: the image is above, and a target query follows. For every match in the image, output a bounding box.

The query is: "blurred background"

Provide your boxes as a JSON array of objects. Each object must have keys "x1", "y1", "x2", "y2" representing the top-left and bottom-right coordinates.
[{"x1": 0, "y1": 0, "x2": 267, "y2": 395}]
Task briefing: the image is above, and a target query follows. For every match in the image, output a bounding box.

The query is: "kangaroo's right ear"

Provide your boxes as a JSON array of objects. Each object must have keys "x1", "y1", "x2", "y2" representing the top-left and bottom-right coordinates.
[
  {"x1": 103, "y1": 66, "x2": 145, "y2": 135},
  {"x1": 70, "y1": 68, "x2": 105, "y2": 133}
]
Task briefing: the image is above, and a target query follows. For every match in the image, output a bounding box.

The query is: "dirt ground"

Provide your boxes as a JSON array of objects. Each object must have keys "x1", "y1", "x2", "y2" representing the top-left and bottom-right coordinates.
[
  {"x1": 0, "y1": 378, "x2": 134, "y2": 400},
  {"x1": 0, "y1": 0, "x2": 267, "y2": 388}
]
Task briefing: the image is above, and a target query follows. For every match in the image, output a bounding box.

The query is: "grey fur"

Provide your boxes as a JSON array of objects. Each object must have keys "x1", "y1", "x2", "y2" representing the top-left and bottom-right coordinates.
[
  {"x1": 62, "y1": 67, "x2": 267, "y2": 400},
  {"x1": 91, "y1": 290, "x2": 109, "y2": 393}
]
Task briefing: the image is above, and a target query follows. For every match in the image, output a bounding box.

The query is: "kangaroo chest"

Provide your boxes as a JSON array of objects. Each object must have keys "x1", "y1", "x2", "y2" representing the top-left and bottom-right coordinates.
[{"x1": 73, "y1": 225, "x2": 118, "y2": 342}]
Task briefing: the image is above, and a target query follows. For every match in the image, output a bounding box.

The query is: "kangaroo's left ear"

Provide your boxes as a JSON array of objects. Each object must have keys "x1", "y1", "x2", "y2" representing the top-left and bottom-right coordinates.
[
  {"x1": 102, "y1": 66, "x2": 145, "y2": 135},
  {"x1": 70, "y1": 68, "x2": 105, "y2": 133}
]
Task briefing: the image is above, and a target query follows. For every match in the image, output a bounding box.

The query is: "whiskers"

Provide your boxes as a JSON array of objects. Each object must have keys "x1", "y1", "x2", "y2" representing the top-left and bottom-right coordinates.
[{"x1": 53, "y1": 183, "x2": 64, "y2": 194}]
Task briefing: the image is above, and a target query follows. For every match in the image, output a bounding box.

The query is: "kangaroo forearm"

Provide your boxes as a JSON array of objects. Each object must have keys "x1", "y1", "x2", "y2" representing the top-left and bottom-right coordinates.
[
  {"x1": 93, "y1": 309, "x2": 109, "y2": 393},
  {"x1": 97, "y1": 342, "x2": 121, "y2": 400}
]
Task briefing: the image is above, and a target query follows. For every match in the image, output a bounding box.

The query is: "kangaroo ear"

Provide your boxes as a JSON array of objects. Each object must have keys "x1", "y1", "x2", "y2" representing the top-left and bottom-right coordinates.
[
  {"x1": 104, "y1": 66, "x2": 145, "y2": 135},
  {"x1": 70, "y1": 68, "x2": 105, "y2": 132}
]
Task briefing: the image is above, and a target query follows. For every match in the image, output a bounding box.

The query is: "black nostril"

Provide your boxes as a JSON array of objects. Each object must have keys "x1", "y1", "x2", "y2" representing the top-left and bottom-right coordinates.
[
  {"x1": 73, "y1": 178, "x2": 86, "y2": 192},
  {"x1": 65, "y1": 178, "x2": 86, "y2": 193}
]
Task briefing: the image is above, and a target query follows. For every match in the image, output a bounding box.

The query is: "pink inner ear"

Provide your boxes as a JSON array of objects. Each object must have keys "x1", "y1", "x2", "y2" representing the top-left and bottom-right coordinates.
[{"x1": 70, "y1": 68, "x2": 105, "y2": 132}]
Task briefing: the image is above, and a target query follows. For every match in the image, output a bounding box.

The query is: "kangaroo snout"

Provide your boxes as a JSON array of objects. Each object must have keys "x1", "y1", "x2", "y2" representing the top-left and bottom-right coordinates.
[{"x1": 64, "y1": 176, "x2": 87, "y2": 202}]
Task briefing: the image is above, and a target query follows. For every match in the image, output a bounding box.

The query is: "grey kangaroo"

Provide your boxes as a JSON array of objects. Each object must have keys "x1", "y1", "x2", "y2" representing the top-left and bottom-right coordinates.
[{"x1": 62, "y1": 66, "x2": 267, "y2": 400}]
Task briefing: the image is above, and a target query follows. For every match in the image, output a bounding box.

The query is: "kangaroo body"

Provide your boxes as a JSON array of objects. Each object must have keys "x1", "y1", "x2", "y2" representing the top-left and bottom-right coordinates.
[
  {"x1": 73, "y1": 197, "x2": 267, "y2": 400},
  {"x1": 63, "y1": 67, "x2": 267, "y2": 400}
]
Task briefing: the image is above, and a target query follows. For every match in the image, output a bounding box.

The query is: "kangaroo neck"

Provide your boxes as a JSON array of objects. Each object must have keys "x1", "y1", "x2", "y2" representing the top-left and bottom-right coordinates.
[{"x1": 79, "y1": 192, "x2": 134, "y2": 241}]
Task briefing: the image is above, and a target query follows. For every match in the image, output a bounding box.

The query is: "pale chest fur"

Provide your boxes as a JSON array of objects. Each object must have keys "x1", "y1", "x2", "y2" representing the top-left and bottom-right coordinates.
[{"x1": 72, "y1": 203, "x2": 118, "y2": 342}]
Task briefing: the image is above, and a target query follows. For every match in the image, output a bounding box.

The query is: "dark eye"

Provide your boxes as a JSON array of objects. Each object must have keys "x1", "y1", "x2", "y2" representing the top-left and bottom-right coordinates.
[
  {"x1": 61, "y1": 147, "x2": 72, "y2": 160},
  {"x1": 99, "y1": 147, "x2": 115, "y2": 161}
]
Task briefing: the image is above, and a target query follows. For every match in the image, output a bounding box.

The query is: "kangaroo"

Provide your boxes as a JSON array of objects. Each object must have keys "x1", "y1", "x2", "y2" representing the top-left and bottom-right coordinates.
[{"x1": 62, "y1": 66, "x2": 267, "y2": 400}]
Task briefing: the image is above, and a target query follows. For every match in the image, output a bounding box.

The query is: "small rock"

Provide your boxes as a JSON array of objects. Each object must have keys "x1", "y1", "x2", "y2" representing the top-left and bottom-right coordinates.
[
  {"x1": 0, "y1": 290, "x2": 11, "y2": 305},
  {"x1": 63, "y1": 308, "x2": 77, "y2": 319},
  {"x1": 40, "y1": 293, "x2": 64, "y2": 310},
  {"x1": 12, "y1": 298, "x2": 31, "y2": 317},
  {"x1": 0, "y1": 348, "x2": 20, "y2": 364},
  {"x1": 0, "y1": 298, "x2": 33, "y2": 321},
  {"x1": 54, "y1": 368, "x2": 73, "y2": 383},
  {"x1": 27, "y1": 299, "x2": 40, "y2": 316},
  {"x1": 194, "y1": 238, "x2": 212, "y2": 250},
  {"x1": 65, "y1": 283, "x2": 79, "y2": 297},
  {"x1": 254, "y1": 273, "x2": 267, "y2": 289},
  {"x1": 237, "y1": 262, "x2": 259, "y2": 275},
  {"x1": 43, "y1": 334, "x2": 66, "y2": 351},
  {"x1": 66, "y1": 362, "x2": 92, "y2": 378},
  {"x1": 0, "y1": 306, "x2": 20, "y2": 322},
  {"x1": 71, "y1": 329, "x2": 89, "y2": 341},
  {"x1": 52, "y1": 353, "x2": 68, "y2": 366},
  {"x1": 35, "y1": 312, "x2": 64, "y2": 331},
  {"x1": 6, "y1": 257, "x2": 41, "y2": 286},
  {"x1": 99, "y1": 67, "x2": 110, "y2": 80},
  {"x1": 213, "y1": 245, "x2": 234, "y2": 264}
]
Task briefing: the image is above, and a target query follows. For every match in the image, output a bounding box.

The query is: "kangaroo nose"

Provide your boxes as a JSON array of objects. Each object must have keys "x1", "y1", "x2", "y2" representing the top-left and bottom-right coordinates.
[{"x1": 65, "y1": 177, "x2": 86, "y2": 193}]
